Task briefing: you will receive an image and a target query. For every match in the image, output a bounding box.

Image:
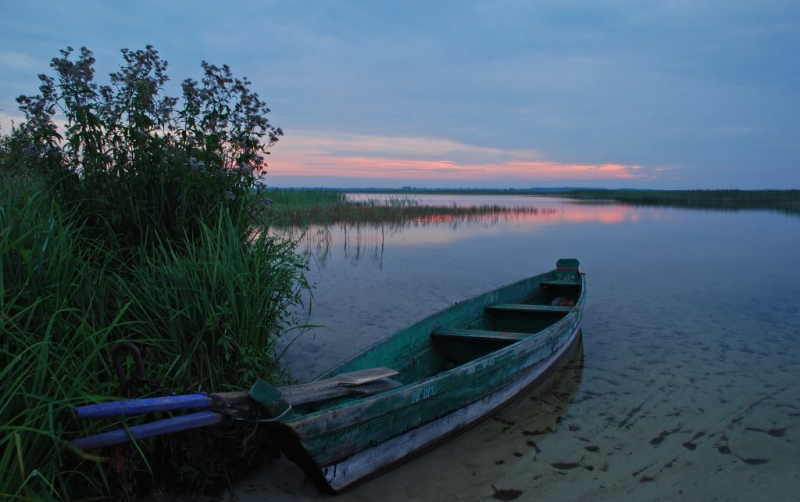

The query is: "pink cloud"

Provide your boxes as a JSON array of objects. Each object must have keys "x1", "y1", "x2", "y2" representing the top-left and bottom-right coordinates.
[{"x1": 268, "y1": 132, "x2": 651, "y2": 182}]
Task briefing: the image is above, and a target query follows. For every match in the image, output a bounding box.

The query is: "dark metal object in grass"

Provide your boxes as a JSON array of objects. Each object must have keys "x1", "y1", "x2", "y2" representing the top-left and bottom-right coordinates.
[{"x1": 112, "y1": 342, "x2": 158, "y2": 398}]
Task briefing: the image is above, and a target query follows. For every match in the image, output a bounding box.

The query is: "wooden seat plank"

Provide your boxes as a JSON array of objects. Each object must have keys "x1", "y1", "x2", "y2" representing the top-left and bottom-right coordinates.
[{"x1": 431, "y1": 328, "x2": 529, "y2": 343}]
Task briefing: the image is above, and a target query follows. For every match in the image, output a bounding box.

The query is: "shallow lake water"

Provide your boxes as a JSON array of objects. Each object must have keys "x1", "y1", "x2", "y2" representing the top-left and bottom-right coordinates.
[{"x1": 235, "y1": 195, "x2": 800, "y2": 501}]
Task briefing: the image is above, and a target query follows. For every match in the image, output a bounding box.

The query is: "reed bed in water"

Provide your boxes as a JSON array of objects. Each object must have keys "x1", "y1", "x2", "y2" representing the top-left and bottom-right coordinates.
[
  {"x1": 265, "y1": 188, "x2": 347, "y2": 210},
  {"x1": 265, "y1": 190, "x2": 557, "y2": 226}
]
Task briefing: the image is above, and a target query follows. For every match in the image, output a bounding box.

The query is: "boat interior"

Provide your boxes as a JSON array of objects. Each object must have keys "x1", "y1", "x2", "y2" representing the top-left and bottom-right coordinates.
[
  {"x1": 431, "y1": 281, "x2": 580, "y2": 366},
  {"x1": 289, "y1": 264, "x2": 583, "y2": 415}
]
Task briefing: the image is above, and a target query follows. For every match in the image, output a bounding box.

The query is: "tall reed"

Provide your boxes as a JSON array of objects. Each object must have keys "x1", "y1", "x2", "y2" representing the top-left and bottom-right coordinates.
[
  {"x1": 265, "y1": 190, "x2": 555, "y2": 226},
  {"x1": 1, "y1": 173, "x2": 122, "y2": 501},
  {"x1": 119, "y1": 210, "x2": 308, "y2": 391}
]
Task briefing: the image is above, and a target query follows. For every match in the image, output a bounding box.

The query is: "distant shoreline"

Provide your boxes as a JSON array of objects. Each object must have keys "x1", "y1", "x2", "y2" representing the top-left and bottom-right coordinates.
[
  {"x1": 269, "y1": 186, "x2": 800, "y2": 196},
  {"x1": 264, "y1": 187, "x2": 800, "y2": 225}
]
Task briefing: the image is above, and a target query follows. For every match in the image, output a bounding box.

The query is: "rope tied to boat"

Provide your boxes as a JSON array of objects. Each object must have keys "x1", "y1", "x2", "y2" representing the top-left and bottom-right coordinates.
[{"x1": 235, "y1": 403, "x2": 294, "y2": 452}]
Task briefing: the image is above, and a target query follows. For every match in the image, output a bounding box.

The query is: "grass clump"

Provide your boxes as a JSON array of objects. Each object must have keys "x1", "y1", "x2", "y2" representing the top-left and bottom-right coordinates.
[
  {"x1": 120, "y1": 212, "x2": 306, "y2": 392},
  {"x1": 1, "y1": 46, "x2": 306, "y2": 501}
]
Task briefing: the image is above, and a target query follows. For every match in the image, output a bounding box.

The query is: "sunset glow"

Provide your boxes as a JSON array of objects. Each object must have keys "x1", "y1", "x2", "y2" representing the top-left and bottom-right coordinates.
[{"x1": 268, "y1": 133, "x2": 651, "y2": 184}]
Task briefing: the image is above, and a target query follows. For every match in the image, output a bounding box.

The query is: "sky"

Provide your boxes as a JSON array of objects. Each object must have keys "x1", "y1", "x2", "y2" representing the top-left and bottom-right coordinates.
[{"x1": 1, "y1": 1, "x2": 798, "y2": 189}]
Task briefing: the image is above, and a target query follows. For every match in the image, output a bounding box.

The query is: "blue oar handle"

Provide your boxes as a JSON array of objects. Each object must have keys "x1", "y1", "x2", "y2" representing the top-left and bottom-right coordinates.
[
  {"x1": 75, "y1": 393, "x2": 215, "y2": 419},
  {"x1": 74, "y1": 391, "x2": 252, "y2": 420},
  {"x1": 71, "y1": 411, "x2": 227, "y2": 450}
]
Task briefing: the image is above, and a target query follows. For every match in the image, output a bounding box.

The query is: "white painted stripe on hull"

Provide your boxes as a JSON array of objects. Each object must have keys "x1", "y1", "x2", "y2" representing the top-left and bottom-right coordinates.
[{"x1": 322, "y1": 324, "x2": 581, "y2": 492}]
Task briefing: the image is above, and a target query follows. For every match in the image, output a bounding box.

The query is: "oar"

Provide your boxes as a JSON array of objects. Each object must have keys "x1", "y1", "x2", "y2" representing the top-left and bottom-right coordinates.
[
  {"x1": 74, "y1": 392, "x2": 249, "y2": 420},
  {"x1": 71, "y1": 411, "x2": 232, "y2": 450}
]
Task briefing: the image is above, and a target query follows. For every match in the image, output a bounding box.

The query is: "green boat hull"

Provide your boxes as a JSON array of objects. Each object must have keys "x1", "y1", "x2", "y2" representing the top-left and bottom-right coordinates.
[{"x1": 266, "y1": 259, "x2": 586, "y2": 492}]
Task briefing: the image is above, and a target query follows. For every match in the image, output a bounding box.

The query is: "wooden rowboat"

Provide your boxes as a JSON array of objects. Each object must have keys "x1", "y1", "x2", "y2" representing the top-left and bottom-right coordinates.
[
  {"x1": 255, "y1": 258, "x2": 586, "y2": 491},
  {"x1": 72, "y1": 258, "x2": 585, "y2": 493}
]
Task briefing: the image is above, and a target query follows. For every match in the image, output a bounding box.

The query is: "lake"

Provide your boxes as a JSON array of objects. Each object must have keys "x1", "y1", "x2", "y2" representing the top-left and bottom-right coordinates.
[{"x1": 236, "y1": 195, "x2": 800, "y2": 501}]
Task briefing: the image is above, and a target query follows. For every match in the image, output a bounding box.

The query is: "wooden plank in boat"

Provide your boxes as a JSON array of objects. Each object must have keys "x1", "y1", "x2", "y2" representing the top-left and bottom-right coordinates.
[
  {"x1": 282, "y1": 379, "x2": 402, "y2": 405},
  {"x1": 486, "y1": 303, "x2": 573, "y2": 314},
  {"x1": 336, "y1": 367, "x2": 399, "y2": 386},
  {"x1": 278, "y1": 367, "x2": 400, "y2": 406},
  {"x1": 279, "y1": 367, "x2": 398, "y2": 396},
  {"x1": 347, "y1": 379, "x2": 403, "y2": 395},
  {"x1": 431, "y1": 328, "x2": 529, "y2": 343}
]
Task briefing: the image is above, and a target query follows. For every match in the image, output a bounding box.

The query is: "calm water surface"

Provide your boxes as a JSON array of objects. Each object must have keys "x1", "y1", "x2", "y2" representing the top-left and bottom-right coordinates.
[{"x1": 237, "y1": 195, "x2": 800, "y2": 501}]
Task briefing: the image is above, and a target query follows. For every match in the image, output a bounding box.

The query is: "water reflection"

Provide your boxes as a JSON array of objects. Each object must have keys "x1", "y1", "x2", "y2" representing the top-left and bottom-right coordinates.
[{"x1": 273, "y1": 197, "x2": 648, "y2": 268}]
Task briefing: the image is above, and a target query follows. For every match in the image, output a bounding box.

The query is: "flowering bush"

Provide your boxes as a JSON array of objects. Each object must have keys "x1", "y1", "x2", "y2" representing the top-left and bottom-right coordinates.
[{"x1": 10, "y1": 45, "x2": 282, "y2": 246}]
